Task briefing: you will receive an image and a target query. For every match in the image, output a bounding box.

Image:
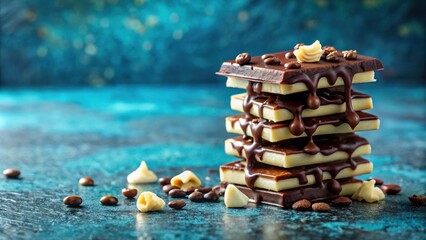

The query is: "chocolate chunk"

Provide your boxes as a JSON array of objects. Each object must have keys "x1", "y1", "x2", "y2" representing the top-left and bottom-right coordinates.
[
  {"x1": 367, "y1": 177, "x2": 384, "y2": 185},
  {"x1": 162, "y1": 184, "x2": 178, "y2": 194},
  {"x1": 63, "y1": 195, "x2": 83, "y2": 207},
  {"x1": 292, "y1": 199, "x2": 311, "y2": 210},
  {"x1": 284, "y1": 61, "x2": 301, "y2": 69},
  {"x1": 122, "y1": 188, "x2": 138, "y2": 199},
  {"x1": 264, "y1": 57, "x2": 281, "y2": 65},
  {"x1": 331, "y1": 197, "x2": 352, "y2": 207},
  {"x1": 261, "y1": 54, "x2": 274, "y2": 60},
  {"x1": 3, "y1": 168, "x2": 20, "y2": 179},
  {"x1": 326, "y1": 51, "x2": 340, "y2": 62},
  {"x1": 196, "y1": 186, "x2": 212, "y2": 193},
  {"x1": 321, "y1": 46, "x2": 336, "y2": 59},
  {"x1": 188, "y1": 191, "x2": 204, "y2": 202},
  {"x1": 285, "y1": 51, "x2": 295, "y2": 59},
  {"x1": 168, "y1": 200, "x2": 186, "y2": 210},
  {"x1": 294, "y1": 43, "x2": 305, "y2": 50},
  {"x1": 381, "y1": 184, "x2": 401, "y2": 195},
  {"x1": 327, "y1": 179, "x2": 342, "y2": 194},
  {"x1": 100, "y1": 196, "x2": 118, "y2": 206},
  {"x1": 158, "y1": 177, "x2": 172, "y2": 186},
  {"x1": 408, "y1": 195, "x2": 426, "y2": 206},
  {"x1": 79, "y1": 176, "x2": 94, "y2": 186},
  {"x1": 169, "y1": 189, "x2": 186, "y2": 198},
  {"x1": 203, "y1": 191, "x2": 219, "y2": 202},
  {"x1": 235, "y1": 53, "x2": 251, "y2": 66},
  {"x1": 312, "y1": 202, "x2": 331, "y2": 212},
  {"x1": 343, "y1": 50, "x2": 357, "y2": 60}
]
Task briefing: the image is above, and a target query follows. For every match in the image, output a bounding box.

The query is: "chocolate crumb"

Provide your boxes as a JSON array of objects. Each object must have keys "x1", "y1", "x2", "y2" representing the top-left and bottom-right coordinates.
[
  {"x1": 381, "y1": 184, "x2": 401, "y2": 195},
  {"x1": 312, "y1": 202, "x2": 331, "y2": 212},
  {"x1": 408, "y1": 195, "x2": 426, "y2": 206},
  {"x1": 292, "y1": 199, "x2": 311, "y2": 211}
]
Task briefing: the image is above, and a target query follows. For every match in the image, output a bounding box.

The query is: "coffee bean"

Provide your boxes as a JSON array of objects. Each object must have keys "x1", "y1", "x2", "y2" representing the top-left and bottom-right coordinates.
[
  {"x1": 331, "y1": 197, "x2": 352, "y2": 207},
  {"x1": 285, "y1": 52, "x2": 295, "y2": 59},
  {"x1": 327, "y1": 179, "x2": 342, "y2": 194},
  {"x1": 408, "y1": 195, "x2": 426, "y2": 206},
  {"x1": 294, "y1": 43, "x2": 305, "y2": 50},
  {"x1": 196, "y1": 187, "x2": 212, "y2": 193},
  {"x1": 326, "y1": 51, "x2": 340, "y2": 62},
  {"x1": 212, "y1": 185, "x2": 225, "y2": 196},
  {"x1": 312, "y1": 202, "x2": 331, "y2": 212},
  {"x1": 343, "y1": 50, "x2": 357, "y2": 60},
  {"x1": 264, "y1": 56, "x2": 281, "y2": 65},
  {"x1": 183, "y1": 186, "x2": 196, "y2": 194},
  {"x1": 100, "y1": 195, "x2": 118, "y2": 206},
  {"x1": 168, "y1": 200, "x2": 186, "y2": 210},
  {"x1": 3, "y1": 168, "x2": 20, "y2": 179},
  {"x1": 188, "y1": 191, "x2": 204, "y2": 202},
  {"x1": 169, "y1": 189, "x2": 186, "y2": 198},
  {"x1": 63, "y1": 195, "x2": 83, "y2": 207},
  {"x1": 261, "y1": 54, "x2": 274, "y2": 60},
  {"x1": 367, "y1": 177, "x2": 384, "y2": 186},
  {"x1": 284, "y1": 61, "x2": 301, "y2": 69},
  {"x1": 79, "y1": 176, "x2": 94, "y2": 186},
  {"x1": 158, "y1": 177, "x2": 172, "y2": 186},
  {"x1": 235, "y1": 53, "x2": 251, "y2": 66},
  {"x1": 162, "y1": 184, "x2": 178, "y2": 194},
  {"x1": 292, "y1": 199, "x2": 311, "y2": 210},
  {"x1": 122, "y1": 188, "x2": 138, "y2": 199},
  {"x1": 203, "y1": 191, "x2": 219, "y2": 202},
  {"x1": 381, "y1": 184, "x2": 401, "y2": 195}
]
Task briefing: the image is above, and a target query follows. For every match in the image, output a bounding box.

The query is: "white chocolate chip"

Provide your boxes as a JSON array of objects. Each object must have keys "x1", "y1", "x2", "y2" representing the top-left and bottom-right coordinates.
[
  {"x1": 136, "y1": 191, "x2": 165, "y2": 212},
  {"x1": 224, "y1": 184, "x2": 249, "y2": 208},
  {"x1": 170, "y1": 170, "x2": 202, "y2": 189},
  {"x1": 294, "y1": 40, "x2": 324, "y2": 63},
  {"x1": 351, "y1": 180, "x2": 385, "y2": 203},
  {"x1": 127, "y1": 161, "x2": 158, "y2": 184}
]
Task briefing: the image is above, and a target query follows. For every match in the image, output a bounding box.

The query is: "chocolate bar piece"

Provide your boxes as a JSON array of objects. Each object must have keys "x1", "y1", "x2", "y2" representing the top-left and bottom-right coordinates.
[
  {"x1": 225, "y1": 134, "x2": 371, "y2": 168},
  {"x1": 219, "y1": 157, "x2": 372, "y2": 191}
]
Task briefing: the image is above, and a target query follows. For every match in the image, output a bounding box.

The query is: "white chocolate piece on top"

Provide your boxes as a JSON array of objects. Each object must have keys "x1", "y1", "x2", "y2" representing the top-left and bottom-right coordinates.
[
  {"x1": 171, "y1": 170, "x2": 202, "y2": 189},
  {"x1": 351, "y1": 180, "x2": 385, "y2": 203},
  {"x1": 226, "y1": 71, "x2": 375, "y2": 96},
  {"x1": 294, "y1": 40, "x2": 323, "y2": 63},
  {"x1": 127, "y1": 161, "x2": 158, "y2": 184},
  {"x1": 230, "y1": 93, "x2": 373, "y2": 122},
  {"x1": 137, "y1": 191, "x2": 165, "y2": 212},
  {"x1": 224, "y1": 184, "x2": 249, "y2": 208}
]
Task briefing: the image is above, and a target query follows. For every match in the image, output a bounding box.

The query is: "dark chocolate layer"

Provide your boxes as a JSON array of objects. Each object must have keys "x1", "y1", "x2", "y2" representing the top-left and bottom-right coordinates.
[
  {"x1": 226, "y1": 178, "x2": 362, "y2": 208},
  {"x1": 217, "y1": 51, "x2": 383, "y2": 84}
]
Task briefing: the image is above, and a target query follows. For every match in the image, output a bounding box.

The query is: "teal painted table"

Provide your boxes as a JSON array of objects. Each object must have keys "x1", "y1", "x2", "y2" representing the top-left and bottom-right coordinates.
[{"x1": 0, "y1": 83, "x2": 425, "y2": 239}]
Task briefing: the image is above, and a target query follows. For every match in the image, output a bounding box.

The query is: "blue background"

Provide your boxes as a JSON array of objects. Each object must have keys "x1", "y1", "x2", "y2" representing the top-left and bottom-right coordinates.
[{"x1": 1, "y1": 0, "x2": 425, "y2": 86}]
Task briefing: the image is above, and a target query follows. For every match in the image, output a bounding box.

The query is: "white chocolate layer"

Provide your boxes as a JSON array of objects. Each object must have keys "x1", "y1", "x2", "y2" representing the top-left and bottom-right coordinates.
[
  {"x1": 225, "y1": 117, "x2": 380, "y2": 143},
  {"x1": 224, "y1": 138, "x2": 371, "y2": 168},
  {"x1": 220, "y1": 160, "x2": 373, "y2": 192},
  {"x1": 230, "y1": 93, "x2": 373, "y2": 122},
  {"x1": 226, "y1": 71, "x2": 375, "y2": 96}
]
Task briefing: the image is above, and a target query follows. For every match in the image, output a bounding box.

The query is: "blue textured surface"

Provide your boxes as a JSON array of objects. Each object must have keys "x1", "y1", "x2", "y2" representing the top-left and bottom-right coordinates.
[
  {"x1": 0, "y1": 83, "x2": 425, "y2": 239},
  {"x1": 1, "y1": 0, "x2": 426, "y2": 85}
]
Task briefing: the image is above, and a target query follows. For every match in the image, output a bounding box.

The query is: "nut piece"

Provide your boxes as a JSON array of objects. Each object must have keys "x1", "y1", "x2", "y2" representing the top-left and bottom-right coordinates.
[
  {"x1": 63, "y1": 195, "x2": 83, "y2": 207},
  {"x1": 3, "y1": 168, "x2": 20, "y2": 179},
  {"x1": 127, "y1": 161, "x2": 158, "y2": 184},
  {"x1": 343, "y1": 50, "x2": 357, "y2": 60},
  {"x1": 380, "y1": 184, "x2": 401, "y2": 195},
  {"x1": 331, "y1": 196, "x2": 352, "y2": 207},
  {"x1": 122, "y1": 188, "x2": 138, "y2": 198},
  {"x1": 100, "y1": 195, "x2": 118, "y2": 206},
  {"x1": 408, "y1": 195, "x2": 426, "y2": 206},
  {"x1": 312, "y1": 202, "x2": 331, "y2": 212},
  {"x1": 168, "y1": 200, "x2": 186, "y2": 210},
  {"x1": 326, "y1": 51, "x2": 340, "y2": 62},
  {"x1": 321, "y1": 46, "x2": 336, "y2": 59},
  {"x1": 79, "y1": 176, "x2": 95, "y2": 186},
  {"x1": 235, "y1": 53, "x2": 251, "y2": 66},
  {"x1": 352, "y1": 180, "x2": 385, "y2": 203},
  {"x1": 292, "y1": 199, "x2": 311, "y2": 210},
  {"x1": 137, "y1": 191, "x2": 165, "y2": 212},
  {"x1": 224, "y1": 184, "x2": 249, "y2": 208},
  {"x1": 170, "y1": 170, "x2": 202, "y2": 189},
  {"x1": 293, "y1": 40, "x2": 323, "y2": 63}
]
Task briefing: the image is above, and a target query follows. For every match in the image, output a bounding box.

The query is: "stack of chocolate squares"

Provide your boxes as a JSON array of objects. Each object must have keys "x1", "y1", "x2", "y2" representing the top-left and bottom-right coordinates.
[{"x1": 217, "y1": 41, "x2": 383, "y2": 208}]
